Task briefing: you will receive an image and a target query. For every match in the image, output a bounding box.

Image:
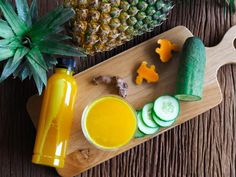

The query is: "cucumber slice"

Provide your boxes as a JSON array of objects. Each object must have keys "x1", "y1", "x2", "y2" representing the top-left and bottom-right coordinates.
[
  {"x1": 137, "y1": 111, "x2": 159, "y2": 135},
  {"x1": 153, "y1": 95, "x2": 180, "y2": 122},
  {"x1": 142, "y1": 102, "x2": 158, "y2": 128},
  {"x1": 134, "y1": 129, "x2": 145, "y2": 138},
  {"x1": 152, "y1": 112, "x2": 176, "y2": 127}
]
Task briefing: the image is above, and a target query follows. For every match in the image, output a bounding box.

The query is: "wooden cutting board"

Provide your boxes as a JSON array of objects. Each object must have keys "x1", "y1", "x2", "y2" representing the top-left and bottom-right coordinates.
[{"x1": 27, "y1": 26, "x2": 236, "y2": 177}]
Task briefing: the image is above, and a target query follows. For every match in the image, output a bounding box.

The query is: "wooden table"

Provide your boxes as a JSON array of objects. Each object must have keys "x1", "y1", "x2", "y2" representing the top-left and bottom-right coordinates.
[{"x1": 0, "y1": 0, "x2": 236, "y2": 177}]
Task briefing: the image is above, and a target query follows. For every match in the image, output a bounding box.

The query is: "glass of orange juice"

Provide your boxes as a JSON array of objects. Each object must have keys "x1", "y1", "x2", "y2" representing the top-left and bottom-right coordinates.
[{"x1": 81, "y1": 95, "x2": 137, "y2": 150}]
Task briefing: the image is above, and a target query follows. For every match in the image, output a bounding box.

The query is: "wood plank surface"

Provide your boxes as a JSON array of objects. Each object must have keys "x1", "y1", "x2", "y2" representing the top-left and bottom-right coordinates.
[{"x1": 0, "y1": 0, "x2": 236, "y2": 177}]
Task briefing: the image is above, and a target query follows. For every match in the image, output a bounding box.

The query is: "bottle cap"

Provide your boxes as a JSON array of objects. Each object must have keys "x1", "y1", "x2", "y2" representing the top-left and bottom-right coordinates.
[{"x1": 56, "y1": 58, "x2": 77, "y2": 72}]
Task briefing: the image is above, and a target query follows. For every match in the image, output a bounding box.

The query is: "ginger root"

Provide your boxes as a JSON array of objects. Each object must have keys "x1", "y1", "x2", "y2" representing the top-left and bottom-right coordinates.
[{"x1": 93, "y1": 76, "x2": 128, "y2": 98}]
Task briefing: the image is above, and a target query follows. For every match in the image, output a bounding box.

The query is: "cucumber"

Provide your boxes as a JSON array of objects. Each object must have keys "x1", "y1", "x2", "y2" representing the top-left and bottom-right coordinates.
[
  {"x1": 137, "y1": 111, "x2": 159, "y2": 135},
  {"x1": 141, "y1": 102, "x2": 158, "y2": 128},
  {"x1": 175, "y1": 37, "x2": 206, "y2": 101},
  {"x1": 153, "y1": 95, "x2": 180, "y2": 122},
  {"x1": 152, "y1": 112, "x2": 175, "y2": 127},
  {"x1": 134, "y1": 128, "x2": 145, "y2": 138}
]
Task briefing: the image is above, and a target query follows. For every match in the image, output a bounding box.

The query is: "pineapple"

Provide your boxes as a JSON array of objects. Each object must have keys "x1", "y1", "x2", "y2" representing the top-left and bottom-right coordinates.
[
  {"x1": 0, "y1": 0, "x2": 85, "y2": 94},
  {"x1": 65, "y1": 0, "x2": 174, "y2": 55}
]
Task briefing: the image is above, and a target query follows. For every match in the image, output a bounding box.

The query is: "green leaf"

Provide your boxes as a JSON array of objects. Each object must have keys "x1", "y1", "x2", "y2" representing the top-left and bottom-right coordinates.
[
  {"x1": 0, "y1": 47, "x2": 15, "y2": 61},
  {"x1": 29, "y1": 7, "x2": 75, "y2": 42},
  {"x1": 15, "y1": 0, "x2": 30, "y2": 23},
  {"x1": 29, "y1": 0, "x2": 38, "y2": 24},
  {"x1": 0, "y1": 37, "x2": 14, "y2": 47},
  {"x1": 28, "y1": 6, "x2": 64, "y2": 37},
  {"x1": 33, "y1": 74, "x2": 44, "y2": 95},
  {"x1": 0, "y1": 46, "x2": 28, "y2": 82},
  {"x1": 13, "y1": 61, "x2": 32, "y2": 79},
  {"x1": 30, "y1": 27, "x2": 65, "y2": 44},
  {"x1": 0, "y1": 19, "x2": 15, "y2": 38},
  {"x1": 38, "y1": 40, "x2": 86, "y2": 57},
  {"x1": 27, "y1": 47, "x2": 48, "y2": 70},
  {"x1": 26, "y1": 54, "x2": 47, "y2": 95},
  {"x1": 19, "y1": 64, "x2": 31, "y2": 80},
  {"x1": 48, "y1": 8, "x2": 75, "y2": 30},
  {"x1": 0, "y1": 57, "x2": 21, "y2": 82},
  {"x1": 13, "y1": 61, "x2": 32, "y2": 81},
  {"x1": 45, "y1": 33, "x2": 72, "y2": 41},
  {"x1": 52, "y1": 27, "x2": 65, "y2": 34},
  {"x1": 0, "y1": 0, "x2": 28, "y2": 36},
  {"x1": 34, "y1": 6, "x2": 64, "y2": 29},
  {"x1": 12, "y1": 47, "x2": 29, "y2": 65},
  {"x1": 13, "y1": 62, "x2": 24, "y2": 78},
  {"x1": 44, "y1": 55, "x2": 57, "y2": 69},
  {"x1": 8, "y1": 38, "x2": 22, "y2": 50}
]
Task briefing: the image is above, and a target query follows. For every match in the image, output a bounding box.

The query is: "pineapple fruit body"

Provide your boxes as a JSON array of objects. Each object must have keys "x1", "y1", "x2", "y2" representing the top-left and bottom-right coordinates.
[{"x1": 65, "y1": 0, "x2": 174, "y2": 55}]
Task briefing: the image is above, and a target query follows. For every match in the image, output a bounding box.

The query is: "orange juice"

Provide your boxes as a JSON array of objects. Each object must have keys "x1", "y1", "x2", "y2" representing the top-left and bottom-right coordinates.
[
  {"x1": 32, "y1": 58, "x2": 78, "y2": 168},
  {"x1": 82, "y1": 96, "x2": 137, "y2": 150}
]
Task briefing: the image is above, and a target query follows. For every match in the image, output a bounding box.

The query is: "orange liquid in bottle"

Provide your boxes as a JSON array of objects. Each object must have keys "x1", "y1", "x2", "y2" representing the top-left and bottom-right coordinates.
[{"x1": 32, "y1": 60, "x2": 78, "y2": 168}]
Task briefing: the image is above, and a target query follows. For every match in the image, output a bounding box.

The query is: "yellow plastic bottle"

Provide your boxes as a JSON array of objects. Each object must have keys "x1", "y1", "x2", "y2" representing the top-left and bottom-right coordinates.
[{"x1": 32, "y1": 58, "x2": 78, "y2": 168}]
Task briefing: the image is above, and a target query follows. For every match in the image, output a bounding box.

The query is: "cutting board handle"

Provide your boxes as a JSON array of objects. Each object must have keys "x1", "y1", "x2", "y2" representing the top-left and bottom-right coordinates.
[{"x1": 207, "y1": 25, "x2": 236, "y2": 70}]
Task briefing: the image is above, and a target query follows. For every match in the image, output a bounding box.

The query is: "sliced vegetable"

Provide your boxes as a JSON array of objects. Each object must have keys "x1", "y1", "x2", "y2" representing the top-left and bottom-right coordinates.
[
  {"x1": 137, "y1": 111, "x2": 159, "y2": 135},
  {"x1": 153, "y1": 95, "x2": 180, "y2": 122},
  {"x1": 175, "y1": 37, "x2": 206, "y2": 101},
  {"x1": 141, "y1": 102, "x2": 158, "y2": 128},
  {"x1": 155, "y1": 39, "x2": 179, "y2": 63},
  {"x1": 135, "y1": 61, "x2": 159, "y2": 85},
  {"x1": 152, "y1": 112, "x2": 175, "y2": 127},
  {"x1": 134, "y1": 129, "x2": 145, "y2": 138}
]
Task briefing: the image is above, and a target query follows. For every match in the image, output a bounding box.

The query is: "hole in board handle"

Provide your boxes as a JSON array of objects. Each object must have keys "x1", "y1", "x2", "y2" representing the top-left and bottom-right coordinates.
[{"x1": 234, "y1": 38, "x2": 236, "y2": 50}]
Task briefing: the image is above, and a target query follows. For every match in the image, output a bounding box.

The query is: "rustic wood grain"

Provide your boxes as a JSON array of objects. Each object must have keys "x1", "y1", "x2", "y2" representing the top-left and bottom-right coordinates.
[{"x1": 0, "y1": 0, "x2": 236, "y2": 177}]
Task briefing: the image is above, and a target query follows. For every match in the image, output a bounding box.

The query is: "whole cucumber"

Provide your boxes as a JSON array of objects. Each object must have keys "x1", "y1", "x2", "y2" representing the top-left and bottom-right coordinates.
[{"x1": 175, "y1": 37, "x2": 206, "y2": 101}]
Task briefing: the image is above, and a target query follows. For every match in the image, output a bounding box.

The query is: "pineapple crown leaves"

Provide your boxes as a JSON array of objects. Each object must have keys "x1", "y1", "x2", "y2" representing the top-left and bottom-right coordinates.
[{"x1": 0, "y1": 0, "x2": 86, "y2": 94}]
